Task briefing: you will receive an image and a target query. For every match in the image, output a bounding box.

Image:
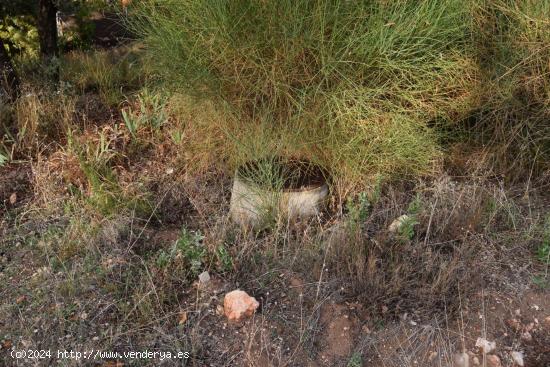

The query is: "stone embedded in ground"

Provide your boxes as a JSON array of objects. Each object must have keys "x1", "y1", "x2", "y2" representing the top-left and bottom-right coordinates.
[
  {"x1": 511, "y1": 351, "x2": 524, "y2": 366},
  {"x1": 486, "y1": 354, "x2": 502, "y2": 367},
  {"x1": 544, "y1": 316, "x2": 550, "y2": 330},
  {"x1": 475, "y1": 337, "x2": 496, "y2": 354},
  {"x1": 506, "y1": 318, "x2": 522, "y2": 332},
  {"x1": 198, "y1": 271, "x2": 211, "y2": 285},
  {"x1": 452, "y1": 352, "x2": 469, "y2": 367},
  {"x1": 388, "y1": 214, "x2": 410, "y2": 233},
  {"x1": 520, "y1": 331, "x2": 532, "y2": 342},
  {"x1": 223, "y1": 290, "x2": 259, "y2": 321}
]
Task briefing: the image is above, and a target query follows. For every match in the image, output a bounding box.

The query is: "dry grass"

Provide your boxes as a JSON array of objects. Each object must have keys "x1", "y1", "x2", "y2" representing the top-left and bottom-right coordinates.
[{"x1": 1, "y1": 2, "x2": 549, "y2": 365}]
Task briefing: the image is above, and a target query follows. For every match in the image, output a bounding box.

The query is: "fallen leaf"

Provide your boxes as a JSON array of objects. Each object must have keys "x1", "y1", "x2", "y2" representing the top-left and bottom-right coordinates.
[
  {"x1": 178, "y1": 311, "x2": 187, "y2": 325},
  {"x1": 9, "y1": 192, "x2": 17, "y2": 204},
  {"x1": 16, "y1": 295, "x2": 26, "y2": 304},
  {"x1": 1, "y1": 339, "x2": 12, "y2": 349}
]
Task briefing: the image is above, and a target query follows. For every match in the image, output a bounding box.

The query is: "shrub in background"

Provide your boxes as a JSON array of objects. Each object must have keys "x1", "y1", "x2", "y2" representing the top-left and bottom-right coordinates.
[{"x1": 470, "y1": 1, "x2": 550, "y2": 179}]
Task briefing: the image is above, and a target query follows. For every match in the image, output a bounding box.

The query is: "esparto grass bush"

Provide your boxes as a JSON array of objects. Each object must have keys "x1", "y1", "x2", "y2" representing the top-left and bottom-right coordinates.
[
  {"x1": 130, "y1": 0, "x2": 478, "y2": 186},
  {"x1": 470, "y1": 0, "x2": 550, "y2": 179}
]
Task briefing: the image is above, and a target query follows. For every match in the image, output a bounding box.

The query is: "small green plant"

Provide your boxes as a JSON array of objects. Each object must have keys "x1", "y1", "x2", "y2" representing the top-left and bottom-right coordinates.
[
  {"x1": 0, "y1": 151, "x2": 8, "y2": 167},
  {"x1": 155, "y1": 250, "x2": 171, "y2": 269},
  {"x1": 398, "y1": 194, "x2": 422, "y2": 240},
  {"x1": 174, "y1": 228, "x2": 206, "y2": 275},
  {"x1": 121, "y1": 108, "x2": 139, "y2": 138},
  {"x1": 122, "y1": 89, "x2": 168, "y2": 138},
  {"x1": 536, "y1": 216, "x2": 550, "y2": 264},
  {"x1": 170, "y1": 130, "x2": 184, "y2": 145},
  {"x1": 346, "y1": 176, "x2": 383, "y2": 229},
  {"x1": 216, "y1": 244, "x2": 233, "y2": 272},
  {"x1": 347, "y1": 353, "x2": 362, "y2": 367},
  {"x1": 346, "y1": 192, "x2": 371, "y2": 229},
  {"x1": 155, "y1": 228, "x2": 206, "y2": 274}
]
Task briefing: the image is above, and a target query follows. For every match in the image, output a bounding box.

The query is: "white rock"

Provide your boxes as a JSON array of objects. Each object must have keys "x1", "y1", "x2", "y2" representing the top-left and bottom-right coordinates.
[
  {"x1": 198, "y1": 271, "x2": 211, "y2": 284},
  {"x1": 388, "y1": 214, "x2": 410, "y2": 233},
  {"x1": 486, "y1": 354, "x2": 502, "y2": 367},
  {"x1": 475, "y1": 337, "x2": 496, "y2": 354},
  {"x1": 453, "y1": 352, "x2": 469, "y2": 367},
  {"x1": 520, "y1": 331, "x2": 532, "y2": 342},
  {"x1": 511, "y1": 351, "x2": 524, "y2": 366}
]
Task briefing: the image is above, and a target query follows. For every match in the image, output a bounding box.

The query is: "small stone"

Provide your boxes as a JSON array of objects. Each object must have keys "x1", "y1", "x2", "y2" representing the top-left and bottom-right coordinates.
[
  {"x1": 486, "y1": 354, "x2": 502, "y2": 367},
  {"x1": 198, "y1": 271, "x2": 211, "y2": 285},
  {"x1": 427, "y1": 351, "x2": 438, "y2": 362},
  {"x1": 223, "y1": 290, "x2": 259, "y2": 322},
  {"x1": 506, "y1": 318, "x2": 522, "y2": 332},
  {"x1": 543, "y1": 316, "x2": 550, "y2": 329},
  {"x1": 453, "y1": 352, "x2": 469, "y2": 367},
  {"x1": 472, "y1": 356, "x2": 480, "y2": 366},
  {"x1": 388, "y1": 214, "x2": 410, "y2": 233},
  {"x1": 511, "y1": 351, "x2": 524, "y2": 366},
  {"x1": 475, "y1": 338, "x2": 496, "y2": 354},
  {"x1": 520, "y1": 331, "x2": 532, "y2": 342}
]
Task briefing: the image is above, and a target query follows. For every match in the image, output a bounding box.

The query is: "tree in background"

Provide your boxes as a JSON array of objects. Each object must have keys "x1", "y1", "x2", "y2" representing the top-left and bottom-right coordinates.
[
  {"x1": 37, "y1": 0, "x2": 58, "y2": 58},
  {"x1": 0, "y1": 38, "x2": 20, "y2": 101}
]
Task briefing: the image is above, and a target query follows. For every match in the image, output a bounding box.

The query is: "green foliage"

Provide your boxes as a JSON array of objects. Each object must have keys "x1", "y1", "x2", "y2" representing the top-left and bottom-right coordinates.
[
  {"x1": 536, "y1": 216, "x2": 550, "y2": 264},
  {"x1": 0, "y1": 15, "x2": 39, "y2": 58},
  {"x1": 0, "y1": 151, "x2": 7, "y2": 167},
  {"x1": 68, "y1": 128, "x2": 151, "y2": 217},
  {"x1": 122, "y1": 88, "x2": 168, "y2": 138},
  {"x1": 398, "y1": 194, "x2": 422, "y2": 240},
  {"x1": 346, "y1": 192, "x2": 371, "y2": 228},
  {"x1": 131, "y1": 0, "x2": 476, "y2": 183},
  {"x1": 61, "y1": 47, "x2": 143, "y2": 106},
  {"x1": 346, "y1": 176, "x2": 383, "y2": 228},
  {"x1": 470, "y1": 1, "x2": 550, "y2": 178},
  {"x1": 157, "y1": 228, "x2": 206, "y2": 275},
  {"x1": 347, "y1": 353, "x2": 363, "y2": 367},
  {"x1": 216, "y1": 244, "x2": 233, "y2": 272}
]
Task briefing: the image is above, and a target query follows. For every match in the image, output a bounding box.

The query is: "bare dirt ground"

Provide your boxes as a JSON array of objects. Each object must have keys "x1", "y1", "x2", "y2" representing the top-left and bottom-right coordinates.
[{"x1": 1, "y1": 164, "x2": 549, "y2": 366}]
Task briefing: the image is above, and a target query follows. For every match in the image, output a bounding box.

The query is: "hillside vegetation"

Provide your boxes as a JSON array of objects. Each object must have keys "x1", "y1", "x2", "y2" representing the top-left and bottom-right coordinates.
[{"x1": 0, "y1": 1, "x2": 549, "y2": 366}]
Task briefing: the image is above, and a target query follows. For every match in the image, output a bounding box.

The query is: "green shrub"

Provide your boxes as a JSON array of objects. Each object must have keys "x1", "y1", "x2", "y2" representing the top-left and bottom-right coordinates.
[
  {"x1": 470, "y1": 1, "x2": 550, "y2": 178},
  {"x1": 130, "y1": 0, "x2": 477, "y2": 185},
  {"x1": 61, "y1": 47, "x2": 143, "y2": 106}
]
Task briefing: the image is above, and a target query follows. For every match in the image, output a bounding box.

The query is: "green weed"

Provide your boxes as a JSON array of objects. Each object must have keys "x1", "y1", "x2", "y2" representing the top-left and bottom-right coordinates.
[
  {"x1": 122, "y1": 88, "x2": 168, "y2": 138},
  {"x1": 398, "y1": 194, "x2": 422, "y2": 240},
  {"x1": 536, "y1": 216, "x2": 550, "y2": 264},
  {"x1": 156, "y1": 227, "x2": 207, "y2": 275},
  {"x1": 347, "y1": 353, "x2": 363, "y2": 367}
]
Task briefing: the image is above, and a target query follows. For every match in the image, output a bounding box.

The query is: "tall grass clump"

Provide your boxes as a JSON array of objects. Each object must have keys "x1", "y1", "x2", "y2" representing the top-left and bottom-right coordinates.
[
  {"x1": 130, "y1": 0, "x2": 478, "y2": 186},
  {"x1": 471, "y1": 1, "x2": 550, "y2": 179},
  {"x1": 61, "y1": 46, "x2": 144, "y2": 106}
]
